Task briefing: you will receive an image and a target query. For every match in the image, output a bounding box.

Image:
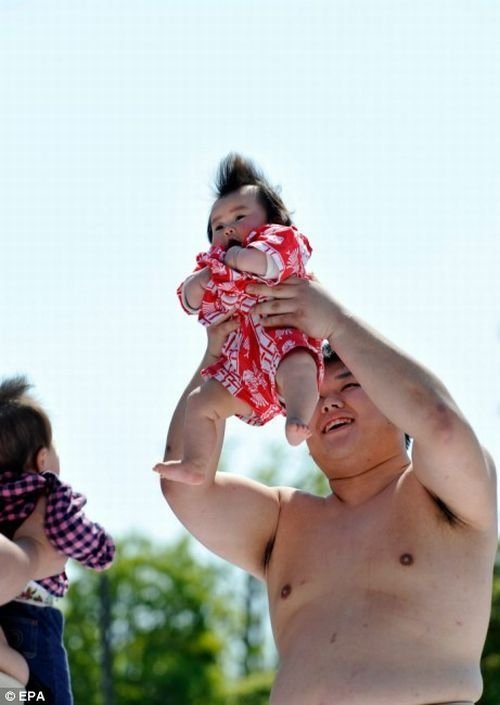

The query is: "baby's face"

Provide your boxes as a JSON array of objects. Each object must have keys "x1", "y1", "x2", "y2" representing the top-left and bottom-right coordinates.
[{"x1": 209, "y1": 185, "x2": 267, "y2": 249}]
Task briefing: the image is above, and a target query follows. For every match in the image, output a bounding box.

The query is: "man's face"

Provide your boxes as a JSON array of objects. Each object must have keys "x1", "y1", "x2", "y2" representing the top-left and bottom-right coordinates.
[
  {"x1": 307, "y1": 362, "x2": 400, "y2": 476},
  {"x1": 209, "y1": 185, "x2": 268, "y2": 249}
]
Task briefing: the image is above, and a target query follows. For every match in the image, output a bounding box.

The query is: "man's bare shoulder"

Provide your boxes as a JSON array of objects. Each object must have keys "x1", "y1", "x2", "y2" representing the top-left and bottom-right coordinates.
[
  {"x1": 275, "y1": 485, "x2": 331, "y2": 509},
  {"x1": 262, "y1": 485, "x2": 332, "y2": 568}
]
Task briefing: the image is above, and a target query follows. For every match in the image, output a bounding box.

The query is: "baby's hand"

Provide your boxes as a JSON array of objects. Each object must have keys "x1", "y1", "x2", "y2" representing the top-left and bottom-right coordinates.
[
  {"x1": 224, "y1": 245, "x2": 242, "y2": 270},
  {"x1": 182, "y1": 267, "x2": 211, "y2": 312},
  {"x1": 195, "y1": 267, "x2": 211, "y2": 287}
]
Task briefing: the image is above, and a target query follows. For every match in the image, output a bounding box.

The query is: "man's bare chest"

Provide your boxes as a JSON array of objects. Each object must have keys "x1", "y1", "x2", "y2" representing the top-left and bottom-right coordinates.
[
  {"x1": 270, "y1": 493, "x2": 425, "y2": 592},
  {"x1": 265, "y1": 479, "x2": 466, "y2": 623}
]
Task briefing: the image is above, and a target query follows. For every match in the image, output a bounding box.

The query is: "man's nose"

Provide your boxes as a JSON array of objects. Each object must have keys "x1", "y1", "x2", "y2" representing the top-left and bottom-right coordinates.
[{"x1": 321, "y1": 395, "x2": 344, "y2": 413}]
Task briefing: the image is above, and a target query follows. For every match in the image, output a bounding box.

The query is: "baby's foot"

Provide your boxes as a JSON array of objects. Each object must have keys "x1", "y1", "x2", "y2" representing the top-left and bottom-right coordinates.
[
  {"x1": 285, "y1": 418, "x2": 312, "y2": 446},
  {"x1": 153, "y1": 460, "x2": 206, "y2": 485}
]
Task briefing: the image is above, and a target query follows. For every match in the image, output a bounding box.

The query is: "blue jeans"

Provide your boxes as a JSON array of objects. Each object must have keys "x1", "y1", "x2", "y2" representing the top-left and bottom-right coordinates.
[{"x1": 0, "y1": 601, "x2": 73, "y2": 705}]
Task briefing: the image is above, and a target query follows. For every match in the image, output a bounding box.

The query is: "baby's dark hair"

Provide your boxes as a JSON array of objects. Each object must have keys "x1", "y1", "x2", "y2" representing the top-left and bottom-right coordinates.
[
  {"x1": 207, "y1": 153, "x2": 293, "y2": 241},
  {"x1": 0, "y1": 375, "x2": 52, "y2": 474},
  {"x1": 321, "y1": 342, "x2": 412, "y2": 450}
]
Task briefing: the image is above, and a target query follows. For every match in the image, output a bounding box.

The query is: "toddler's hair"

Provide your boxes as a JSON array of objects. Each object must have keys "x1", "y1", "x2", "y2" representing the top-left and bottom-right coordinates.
[
  {"x1": 207, "y1": 153, "x2": 293, "y2": 241},
  {"x1": 0, "y1": 375, "x2": 52, "y2": 474}
]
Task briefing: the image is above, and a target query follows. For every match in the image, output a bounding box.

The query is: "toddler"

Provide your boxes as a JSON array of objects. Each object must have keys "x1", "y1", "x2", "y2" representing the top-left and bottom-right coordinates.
[
  {"x1": 0, "y1": 375, "x2": 115, "y2": 704},
  {"x1": 157, "y1": 154, "x2": 324, "y2": 485}
]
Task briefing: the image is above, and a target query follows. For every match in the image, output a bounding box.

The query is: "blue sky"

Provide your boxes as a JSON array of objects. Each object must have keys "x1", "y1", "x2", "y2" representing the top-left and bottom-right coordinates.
[{"x1": 1, "y1": 0, "x2": 499, "y2": 542}]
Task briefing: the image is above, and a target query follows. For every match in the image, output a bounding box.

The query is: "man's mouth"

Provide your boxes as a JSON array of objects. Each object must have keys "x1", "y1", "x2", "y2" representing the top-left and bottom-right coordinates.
[{"x1": 322, "y1": 418, "x2": 354, "y2": 434}]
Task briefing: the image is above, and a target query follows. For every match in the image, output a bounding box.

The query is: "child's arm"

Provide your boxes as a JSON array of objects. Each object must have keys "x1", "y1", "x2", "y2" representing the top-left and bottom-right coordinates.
[
  {"x1": 180, "y1": 267, "x2": 211, "y2": 312},
  {"x1": 0, "y1": 534, "x2": 40, "y2": 605},
  {"x1": 43, "y1": 485, "x2": 115, "y2": 570},
  {"x1": 225, "y1": 246, "x2": 278, "y2": 278},
  {"x1": 0, "y1": 498, "x2": 66, "y2": 605}
]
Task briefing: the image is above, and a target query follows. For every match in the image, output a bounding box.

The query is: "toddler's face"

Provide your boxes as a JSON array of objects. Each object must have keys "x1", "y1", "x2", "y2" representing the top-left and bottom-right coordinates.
[{"x1": 209, "y1": 185, "x2": 267, "y2": 249}]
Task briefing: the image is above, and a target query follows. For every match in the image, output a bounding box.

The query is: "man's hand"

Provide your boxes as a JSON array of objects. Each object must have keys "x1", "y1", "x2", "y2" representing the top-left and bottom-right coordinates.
[
  {"x1": 13, "y1": 496, "x2": 67, "y2": 581},
  {"x1": 248, "y1": 276, "x2": 338, "y2": 340}
]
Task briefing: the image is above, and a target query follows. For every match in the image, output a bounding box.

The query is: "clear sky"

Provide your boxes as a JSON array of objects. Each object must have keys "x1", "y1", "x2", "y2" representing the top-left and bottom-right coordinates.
[{"x1": 1, "y1": 0, "x2": 499, "y2": 543}]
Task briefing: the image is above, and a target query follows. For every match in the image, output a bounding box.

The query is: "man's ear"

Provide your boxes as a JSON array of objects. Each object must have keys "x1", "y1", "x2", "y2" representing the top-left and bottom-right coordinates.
[{"x1": 34, "y1": 447, "x2": 49, "y2": 472}]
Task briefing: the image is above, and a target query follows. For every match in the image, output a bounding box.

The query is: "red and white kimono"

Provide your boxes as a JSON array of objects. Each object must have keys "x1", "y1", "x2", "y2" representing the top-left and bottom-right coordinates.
[{"x1": 177, "y1": 224, "x2": 324, "y2": 425}]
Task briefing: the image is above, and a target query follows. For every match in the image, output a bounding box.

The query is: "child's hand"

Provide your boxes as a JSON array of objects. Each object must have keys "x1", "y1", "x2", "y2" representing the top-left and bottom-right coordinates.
[
  {"x1": 224, "y1": 245, "x2": 242, "y2": 270},
  {"x1": 206, "y1": 311, "x2": 239, "y2": 361},
  {"x1": 225, "y1": 246, "x2": 268, "y2": 276},
  {"x1": 195, "y1": 267, "x2": 211, "y2": 288},
  {"x1": 182, "y1": 267, "x2": 212, "y2": 312}
]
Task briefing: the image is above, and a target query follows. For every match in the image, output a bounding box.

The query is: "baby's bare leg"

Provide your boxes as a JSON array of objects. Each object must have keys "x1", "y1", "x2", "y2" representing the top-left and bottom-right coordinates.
[
  {"x1": 276, "y1": 350, "x2": 319, "y2": 446},
  {"x1": 157, "y1": 379, "x2": 251, "y2": 484}
]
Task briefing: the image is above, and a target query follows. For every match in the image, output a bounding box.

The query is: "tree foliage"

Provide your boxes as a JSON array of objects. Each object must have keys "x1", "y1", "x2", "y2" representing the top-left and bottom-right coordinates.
[
  {"x1": 479, "y1": 554, "x2": 500, "y2": 705},
  {"x1": 64, "y1": 535, "x2": 232, "y2": 705}
]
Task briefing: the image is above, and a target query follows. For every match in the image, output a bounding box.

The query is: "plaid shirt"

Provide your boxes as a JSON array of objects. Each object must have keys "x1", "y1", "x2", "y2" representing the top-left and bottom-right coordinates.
[{"x1": 0, "y1": 470, "x2": 115, "y2": 597}]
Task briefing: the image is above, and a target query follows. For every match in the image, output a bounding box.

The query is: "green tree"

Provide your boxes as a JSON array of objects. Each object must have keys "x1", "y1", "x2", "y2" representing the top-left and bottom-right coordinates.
[
  {"x1": 64, "y1": 535, "x2": 233, "y2": 705},
  {"x1": 225, "y1": 671, "x2": 274, "y2": 705},
  {"x1": 479, "y1": 551, "x2": 500, "y2": 705}
]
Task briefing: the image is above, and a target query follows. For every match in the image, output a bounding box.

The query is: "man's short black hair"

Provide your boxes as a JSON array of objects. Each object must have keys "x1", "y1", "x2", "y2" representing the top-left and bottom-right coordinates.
[
  {"x1": 322, "y1": 340, "x2": 341, "y2": 365},
  {"x1": 207, "y1": 153, "x2": 293, "y2": 241}
]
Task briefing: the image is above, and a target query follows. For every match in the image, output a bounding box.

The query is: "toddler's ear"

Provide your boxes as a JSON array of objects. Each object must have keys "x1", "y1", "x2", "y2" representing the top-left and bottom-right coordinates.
[{"x1": 34, "y1": 447, "x2": 49, "y2": 472}]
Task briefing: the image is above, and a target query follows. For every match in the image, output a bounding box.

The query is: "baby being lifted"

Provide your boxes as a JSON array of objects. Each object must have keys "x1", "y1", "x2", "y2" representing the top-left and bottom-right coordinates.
[{"x1": 156, "y1": 154, "x2": 323, "y2": 485}]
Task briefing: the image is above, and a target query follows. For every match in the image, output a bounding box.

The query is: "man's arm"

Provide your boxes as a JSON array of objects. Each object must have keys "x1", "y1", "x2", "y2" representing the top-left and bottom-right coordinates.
[
  {"x1": 157, "y1": 316, "x2": 282, "y2": 580},
  {"x1": 0, "y1": 497, "x2": 67, "y2": 605},
  {"x1": 250, "y1": 277, "x2": 497, "y2": 531}
]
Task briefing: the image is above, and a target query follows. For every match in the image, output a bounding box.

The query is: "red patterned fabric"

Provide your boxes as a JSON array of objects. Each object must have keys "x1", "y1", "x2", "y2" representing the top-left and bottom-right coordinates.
[{"x1": 177, "y1": 224, "x2": 324, "y2": 425}]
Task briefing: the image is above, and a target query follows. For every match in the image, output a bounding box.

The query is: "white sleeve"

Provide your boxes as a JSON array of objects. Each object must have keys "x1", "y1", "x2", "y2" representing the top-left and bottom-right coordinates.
[{"x1": 263, "y1": 253, "x2": 280, "y2": 280}]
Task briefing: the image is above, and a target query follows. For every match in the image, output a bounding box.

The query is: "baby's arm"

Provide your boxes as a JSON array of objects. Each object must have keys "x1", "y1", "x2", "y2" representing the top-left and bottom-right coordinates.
[
  {"x1": 180, "y1": 267, "x2": 211, "y2": 312},
  {"x1": 225, "y1": 246, "x2": 278, "y2": 279},
  {"x1": 1, "y1": 498, "x2": 66, "y2": 605},
  {"x1": 41, "y1": 481, "x2": 115, "y2": 570}
]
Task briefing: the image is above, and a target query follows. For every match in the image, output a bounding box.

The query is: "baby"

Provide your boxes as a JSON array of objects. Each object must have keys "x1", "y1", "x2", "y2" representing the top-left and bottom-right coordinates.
[
  {"x1": 157, "y1": 154, "x2": 324, "y2": 485},
  {"x1": 0, "y1": 375, "x2": 115, "y2": 703}
]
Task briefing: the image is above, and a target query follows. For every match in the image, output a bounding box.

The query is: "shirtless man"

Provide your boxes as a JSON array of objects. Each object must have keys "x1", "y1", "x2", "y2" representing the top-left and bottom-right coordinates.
[{"x1": 157, "y1": 276, "x2": 498, "y2": 705}]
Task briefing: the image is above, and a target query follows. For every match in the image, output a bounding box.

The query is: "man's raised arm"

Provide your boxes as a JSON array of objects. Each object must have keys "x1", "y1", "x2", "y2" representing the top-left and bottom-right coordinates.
[
  {"x1": 157, "y1": 317, "x2": 282, "y2": 580},
  {"x1": 250, "y1": 277, "x2": 497, "y2": 532}
]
